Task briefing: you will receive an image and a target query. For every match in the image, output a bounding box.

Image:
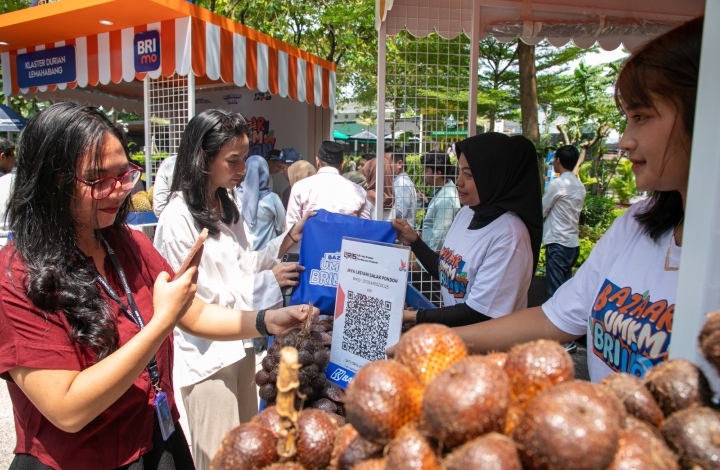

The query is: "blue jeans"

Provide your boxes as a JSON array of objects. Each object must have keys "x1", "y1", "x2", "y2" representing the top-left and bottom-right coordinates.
[{"x1": 545, "y1": 243, "x2": 580, "y2": 298}]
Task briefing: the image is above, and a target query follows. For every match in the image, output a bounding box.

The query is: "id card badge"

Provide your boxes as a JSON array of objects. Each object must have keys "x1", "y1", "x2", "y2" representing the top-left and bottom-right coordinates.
[{"x1": 154, "y1": 391, "x2": 175, "y2": 441}]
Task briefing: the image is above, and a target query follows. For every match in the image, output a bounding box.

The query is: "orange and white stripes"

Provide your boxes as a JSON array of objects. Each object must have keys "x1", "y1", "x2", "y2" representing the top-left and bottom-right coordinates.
[{"x1": 1, "y1": 16, "x2": 336, "y2": 109}]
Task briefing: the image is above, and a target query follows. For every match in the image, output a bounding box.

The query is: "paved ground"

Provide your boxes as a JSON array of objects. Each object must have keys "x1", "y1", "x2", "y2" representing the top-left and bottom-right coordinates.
[{"x1": 1, "y1": 383, "x2": 16, "y2": 468}]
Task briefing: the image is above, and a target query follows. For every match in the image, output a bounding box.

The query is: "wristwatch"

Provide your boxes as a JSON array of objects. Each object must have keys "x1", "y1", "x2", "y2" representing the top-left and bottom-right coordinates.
[{"x1": 256, "y1": 309, "x2": 269, "y2": 337}]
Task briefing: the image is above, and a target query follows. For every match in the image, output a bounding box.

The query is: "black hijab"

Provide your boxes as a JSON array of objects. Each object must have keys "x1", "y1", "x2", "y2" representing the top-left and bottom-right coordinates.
[{"x1": 454, "y1": 132, "x2": 543, "y2": 273}]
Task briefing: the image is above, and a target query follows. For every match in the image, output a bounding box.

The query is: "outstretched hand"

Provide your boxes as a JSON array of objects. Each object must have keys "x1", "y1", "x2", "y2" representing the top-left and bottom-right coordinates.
[
  {"x1": 264, "y1": 304, "x2": 320, "y2": 336},
  {"x1": 392, "y1": 218, "x2": 418, "y2": 245}
]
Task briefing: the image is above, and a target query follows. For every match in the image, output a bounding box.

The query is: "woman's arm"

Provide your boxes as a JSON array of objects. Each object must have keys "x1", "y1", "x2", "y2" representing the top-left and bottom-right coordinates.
[
  {"x1": 7, "y1": 267, "x2": 199, "y2": 433},
  {"x1": 409, "y1": 237, "x2": 440, "y2": 278},
  {"x1": 277, "y1": 210, "x2": 315, "y2": 256},
  {"x1": 453, "y1": 306, "x2": 580, "y2": 354},
  {"x1": 177, "y1": 297, "x2": 317, "y2": 341},
  {"x1": 403, "y1": 302, "x2": 492, "y2": 327}
]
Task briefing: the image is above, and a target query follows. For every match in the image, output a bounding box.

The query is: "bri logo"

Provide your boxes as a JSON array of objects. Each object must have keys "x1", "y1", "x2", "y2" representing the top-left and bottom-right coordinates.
[
  {"x1": 310, "y1": 252, "x2": 341, "y2": 287},
  {"x1": 329, "y1": 368, "x2": 353, "y2": 384},
  {"x1": 134, "y1": 31, "x2": 161, "y2": 73}
]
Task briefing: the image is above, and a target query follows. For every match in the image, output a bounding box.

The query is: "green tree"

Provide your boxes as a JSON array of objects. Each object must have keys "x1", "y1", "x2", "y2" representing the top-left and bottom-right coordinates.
[
  {"x1": 196, "y1": 0, "x2": 377, "y2": 106},
  {"x1": 609, "y1": 157, "x2": 637, "y2": 204},
  {"x1": 550, "y1": 61, "x2": 624, "y2": 173}
]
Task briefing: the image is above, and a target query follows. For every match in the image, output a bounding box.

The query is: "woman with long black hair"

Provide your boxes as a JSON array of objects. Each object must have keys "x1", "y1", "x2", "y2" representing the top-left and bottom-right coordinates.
[
  {"x1": 393, "y1": 132, "x2": 543, "y2": 327},
  {"x1": 0, "y1": 102, "x2": 316, "y2": 470},
  {"x1": 153, "y1": 109, "x2": 313, "y2": 470},
  {"x1": 448, "y1": 17, "x2": 702, "y2": 383}
]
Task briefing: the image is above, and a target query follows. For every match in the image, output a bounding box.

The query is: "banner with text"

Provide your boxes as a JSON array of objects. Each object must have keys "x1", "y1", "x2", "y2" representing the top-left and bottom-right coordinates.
[
  {"x1": 17, "y1": 45, "x2": 76, "y2": 88},
  {"x1": 327, "y1": 238, "x2": 409, "y2": 389}
]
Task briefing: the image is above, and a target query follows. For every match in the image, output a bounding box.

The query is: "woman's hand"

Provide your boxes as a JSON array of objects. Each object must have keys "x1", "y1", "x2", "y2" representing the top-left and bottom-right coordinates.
[
  {"x1": 151, "y1": 246, "x2": 201, "y2": 333},
  {"x1": 289, "y1": 210, "x2": 317, "y2": 244},
  {"x1": 403, "y1": 308, "x2": 417, "y2": 323},
  {"x1": 265, "y1": 304, "x2": 320, "y2": 335},
  {"x1": 272, "y1": 262, "x2": 304, "y2": 287},
  {"x1": 392, "y1": 219, "x2": 419, "y2": 245}
]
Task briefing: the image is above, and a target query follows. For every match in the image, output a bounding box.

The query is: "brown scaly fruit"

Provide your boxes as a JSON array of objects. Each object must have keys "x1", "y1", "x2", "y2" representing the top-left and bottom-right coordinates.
[
  {"x1": 503, "y1": 340, "x2": 574, "y2": 434},
  {"x1": 211, "y1": 423, "x2": 277, "y2": 470},
  {"x1": 130, "y1": 192, "x2": 152, "y2": 212},
  {"x1": 147, "y1": 184, "x2": 155, "y2": 204},
  {"x1": 345, "y1": 360, "x2": 424, "y2": 445},
  {"x1": 423, "y1": 356, "x2": 510, "y2": 448},
  {"x1": 486, "y1": 351, "x2": 508, "y2": 368},
  {"x1": 660, "y1": 407, "x2": 720, "y2": 470},
  {"x1": 330, "y1": 424, "x2": 359, "y2": 470},
  {"x1": 513, "y1": 381, "x2": 627, "y2": 470},
  {"x1": 699, "y1": 311, "x2": 720, "y2": 374},
  {"x1": 251, "y1": 406, "x2": 282, "y2": 438},
  {"x1": 444, "y1": 433, "x2": 522, "y2": 470},
  {"x1": 606, "y1": 416, "x2": 679, "y2": 470},
  {"x1": 262, "y1": 465, "x2": 306, "y2": 470},
  {"x1": 395, "y1": 323, "x2": 468, "y2": 385},
  {"x1": 295, "y1": 409, "x2": 338, "y2": 470},
  {"x1": 385, "y1": 426, "x2": 442, "y2": 470},
  {"x1": 644, "y1": 359, "x2": 713, "y2": 417},
  {"x1": 600, "y1": 373, "x2": 665, "y2": 428},
  {"x1": 352, "y1": 458, "x2": 387, "y2": 470},
  {"x1": 337, "y1": 434, "x2": 384, "y2": 470}
]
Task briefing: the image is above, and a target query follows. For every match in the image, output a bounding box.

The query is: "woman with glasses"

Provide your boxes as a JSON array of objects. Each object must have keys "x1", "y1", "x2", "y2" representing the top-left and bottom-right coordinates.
[
  {"x1": 153, "y1": 109, "x2": 314, "y2": 470},
  {"x1": 0, "y1": 102, "x2": 317, "y2": 470}
]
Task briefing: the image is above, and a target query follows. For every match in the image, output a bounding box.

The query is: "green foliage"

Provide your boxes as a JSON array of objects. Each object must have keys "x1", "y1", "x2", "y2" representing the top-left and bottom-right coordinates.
[
  {"x1": 535, "y1": 246, "x2": 546, "y2": 276},
  {"x1": 577, "y1": 161, "x2": 597, "y2": 188},
  {"x1": 580, "y1": 194, "x2": 616, "y2": 229},
  {"x1": 129, "y1": 151, "x2": 171, "y2": 167},
  {"x1": 414, "y1": 208, "x2": 425, "y2": 230},
  {"x1": 196, "y1": 0, "x2": 377, "y2": 107},
  {"x1": 611, "y1": 208, "x2": 628, "y2": 223},
  {"x1": 578, "y1": 224, "x2": 607, "y2": 243},
  {"x1": 576, "y1": 238, "x2": 596, "y2": 267},
  {"x1": 608, "y1": 158, "x2": 637, "y2": 204}
]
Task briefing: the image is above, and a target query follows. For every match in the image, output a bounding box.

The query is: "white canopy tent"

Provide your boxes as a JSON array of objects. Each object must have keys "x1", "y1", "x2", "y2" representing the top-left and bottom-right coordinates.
[{"x1": 374, "y1": 0, "x2": 718, "y2": 389}]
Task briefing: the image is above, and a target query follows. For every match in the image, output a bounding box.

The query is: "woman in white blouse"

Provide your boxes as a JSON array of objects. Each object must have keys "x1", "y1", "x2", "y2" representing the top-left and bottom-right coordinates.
[{"x1": 154, "y1": 110, "x2": 312, "y2": 470}]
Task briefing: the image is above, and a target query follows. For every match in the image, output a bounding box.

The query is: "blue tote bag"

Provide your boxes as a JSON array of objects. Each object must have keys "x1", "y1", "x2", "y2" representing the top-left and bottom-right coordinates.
[{"x1": 289, "y1": 209, "x2": 397, "y2": 314}]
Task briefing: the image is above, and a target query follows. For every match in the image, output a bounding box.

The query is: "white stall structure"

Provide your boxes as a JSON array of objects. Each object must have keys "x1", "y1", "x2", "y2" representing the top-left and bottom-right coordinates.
[
  {"x1": 0, "y1": 0, "x2": 336, "y2": 185},
  {"x1": 375, "y1": 0, "x2": 718, "y2": 389}
]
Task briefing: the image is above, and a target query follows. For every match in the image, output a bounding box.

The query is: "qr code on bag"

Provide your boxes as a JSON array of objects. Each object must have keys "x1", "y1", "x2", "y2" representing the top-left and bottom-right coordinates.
[{"x1": 341, "y1": 290, "x2": 391, "y2": 362}]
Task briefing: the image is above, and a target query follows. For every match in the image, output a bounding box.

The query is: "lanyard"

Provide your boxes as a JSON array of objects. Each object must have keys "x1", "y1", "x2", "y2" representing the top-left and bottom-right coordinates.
[{"x1": 75, "y1": 240, "x2": 162, "y2": 391}]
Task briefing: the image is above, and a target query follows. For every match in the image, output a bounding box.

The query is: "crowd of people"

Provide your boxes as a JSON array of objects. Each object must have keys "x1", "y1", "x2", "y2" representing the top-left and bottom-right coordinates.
[{"x1": 0, "y1": 15, "x2": 704, "y2": 470}]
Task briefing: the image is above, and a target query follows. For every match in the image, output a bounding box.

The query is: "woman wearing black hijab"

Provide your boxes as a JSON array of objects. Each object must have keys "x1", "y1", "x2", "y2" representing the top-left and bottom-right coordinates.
[{"x1": 393, "y1": 132, "x2": 542, "y2": 327}]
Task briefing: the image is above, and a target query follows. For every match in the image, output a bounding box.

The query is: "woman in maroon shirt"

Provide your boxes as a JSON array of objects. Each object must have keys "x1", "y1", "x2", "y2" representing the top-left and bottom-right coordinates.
[{"x1": 0, "y1": 102, "x2": 317, "y2": 470}]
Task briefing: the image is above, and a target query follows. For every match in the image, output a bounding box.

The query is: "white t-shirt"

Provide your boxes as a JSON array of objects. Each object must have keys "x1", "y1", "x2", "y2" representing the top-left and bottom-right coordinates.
[
  {"x1": 438, "y1": 206, "x2": 533, "y2": 318},
  {"x1": 542, "y1": 200, "x2": 679, "y2": 383},
  {"x1": 153, "y1": 155, "x2": 177, "y2": 217},
  {"x1": 154, "y1": 192, "x2": 286, "y2": 387},
  {"x1": 542, "y1": 172, "x2": 586, "y2": 247}
]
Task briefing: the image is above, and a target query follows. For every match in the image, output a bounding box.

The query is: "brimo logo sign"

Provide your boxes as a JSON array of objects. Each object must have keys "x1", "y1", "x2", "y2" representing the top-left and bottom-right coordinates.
[{"x1": 134, "y1": 31, "x2": 161, "y2": 72}]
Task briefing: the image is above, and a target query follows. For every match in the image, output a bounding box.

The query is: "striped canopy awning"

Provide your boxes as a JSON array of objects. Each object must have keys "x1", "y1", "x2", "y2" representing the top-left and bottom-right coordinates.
[{"x1": 0, "y1": 0, "x2": 336, "y2": 109}]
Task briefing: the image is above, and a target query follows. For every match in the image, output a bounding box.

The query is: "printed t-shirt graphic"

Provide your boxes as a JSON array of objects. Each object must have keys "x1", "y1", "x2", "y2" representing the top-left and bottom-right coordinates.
[
  {"x1": 439, "y1": 248, "x2": 468, "y2": 298},
  {"x1": 434, "y1": 206, "x2": 533, "y2": 318},
  {"x1": 590, "y1": 280, "x2": 673, "y2": 378},
  {"x1": 542, "y1": 200, "x2": 680, "y2": 382}
]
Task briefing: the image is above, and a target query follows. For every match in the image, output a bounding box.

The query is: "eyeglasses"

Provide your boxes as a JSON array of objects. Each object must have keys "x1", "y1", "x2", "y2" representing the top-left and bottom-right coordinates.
[{"x1": 75, "y1": 162, "x2": 143, "y2": 200}]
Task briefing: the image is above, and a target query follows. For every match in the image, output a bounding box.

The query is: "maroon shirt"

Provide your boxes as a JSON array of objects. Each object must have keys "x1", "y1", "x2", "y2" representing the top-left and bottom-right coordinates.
[{"x1": 0, "y1": 228, "x2": 180, "y2": 470}]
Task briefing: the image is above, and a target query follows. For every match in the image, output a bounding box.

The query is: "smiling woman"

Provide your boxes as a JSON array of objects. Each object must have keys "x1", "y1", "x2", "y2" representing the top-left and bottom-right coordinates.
[
  {"x1": 153, "y1": 109, "x2": 316, "y2": 470},
  {"x1": 0, "y1": 102, "x2": 318, "y2": 470},
  {"x1": 448, "y1": 16, "x2": 704, "y2": 384}
]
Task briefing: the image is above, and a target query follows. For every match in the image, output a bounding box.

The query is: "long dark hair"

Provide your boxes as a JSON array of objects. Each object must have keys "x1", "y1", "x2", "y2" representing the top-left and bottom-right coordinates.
[
  {"x1": 8, "y1": 102, "x2": 131, "y2": 361},
  {"x1": 615, "y1": 17, "x2": 702, "y2": 241},
  {"x1": 170, "y1": 109, "x2": 249, "y2": 236}
]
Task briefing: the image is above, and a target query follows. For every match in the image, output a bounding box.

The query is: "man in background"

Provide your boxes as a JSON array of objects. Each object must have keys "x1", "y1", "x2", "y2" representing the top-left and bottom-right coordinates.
[
  {"x1": 542, "y1": 145, "x2": 586, "y2": 298},
  {"x1": 0, "y1": 138, "x2": 15, "y2": 176},
  {"x1": 286, "y1": 141, "x2": 370, "y2": 226},
  {"x1": 387, "y1": 146, "x2": 417, "y2": 226}
]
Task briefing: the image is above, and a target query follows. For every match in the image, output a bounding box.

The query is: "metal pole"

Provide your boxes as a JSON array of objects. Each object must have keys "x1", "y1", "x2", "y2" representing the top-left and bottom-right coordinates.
[
  {"x1": 187, "y1": 72, "x2": 196, "y2": 120},
  {"x1": 670, "y1": 10, "x2": 720, "y2": 392},
  {"x1": 143, "y1": 76, "x2": 152, "y2": 189},
  {"x1": 467, "y1": 0, "x2": 480, "y2": 137},
  {"x1": 375, "y1": 20, "x2": 387, "y2": 221}
]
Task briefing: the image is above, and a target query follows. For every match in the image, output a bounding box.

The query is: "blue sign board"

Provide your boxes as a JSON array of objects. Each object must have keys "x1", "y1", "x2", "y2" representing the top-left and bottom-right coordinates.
[
  {"x1": 134, "y1": 30, "x2": 161, "y2": 73},
  {"x1": 16, "y1": 45, "x2": 76, "y2": 89}
]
